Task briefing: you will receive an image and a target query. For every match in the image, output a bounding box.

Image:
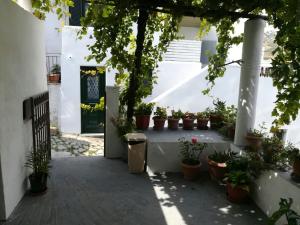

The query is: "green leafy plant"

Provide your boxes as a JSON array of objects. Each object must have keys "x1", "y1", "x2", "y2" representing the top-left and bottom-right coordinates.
[
  {"x1": 111, "y1": 116, "x2": 134, "y2": 142},
  {"x1": 81, "y1": 97, "x2": 105, "y2": 112},
  {"x1": 268, "y1": 198, "x2": 300, "y2": 225},
  {"x1": 262, "y1": 136, "x2": 284, "y2": 165},
  {"x1": 135, "y1": 102, "x2": 155, "y2": 116},
  {"x1": 25, "y1": 148, "x2": 51, "y2": 176},
  {"x1": 179, "y1": 137, "x2": 207, "y2": 165},
  {"x1": 247, "y1": 128, "x2": 265, "y2": 138},
  {"x1": 153, "y1": 106, "x2": 167, "y2": 119},
  {"x1": 169, "y1": 109, "x2": 184, "y2": 119},
  {"x1": 227, "y1": 156, "x2": 249, "y2": 172},
  {"x1": 285, "y1": 144, "x2": 300, "y2": 164},
  {"x1": 208, "y1": 151, "x2": 237, "y2": 163},
  {"x1": 182, "y1": 112, "x2": 196, "y2": 119},
  {"x1": 225, "y1": 171, "x2": 251, "y2": 191},
  {"x1": 211, "y1": 98, "x2": 226, "y2": 116},
  {"x1": 50, "y1": 64, "x2": 61, "y2": 74},
  {"x1": 196, "y1": 111, "x2": 209, "y2": 119}
]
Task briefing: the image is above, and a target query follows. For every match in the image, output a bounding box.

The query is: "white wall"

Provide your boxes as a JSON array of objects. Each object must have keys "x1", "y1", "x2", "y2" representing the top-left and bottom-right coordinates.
[
  {"x1": 0, "y1": 0, "x2": 47, "y2": 219},
  {"x1": 49, "y1": 84, "x2": 61, "y2": 127},
  {"x1": 45, "y1": 12, "x2": 63, "y2": 54},
  {"x1": 60, "y1": 26, "x2": 115, "y2": 134}
]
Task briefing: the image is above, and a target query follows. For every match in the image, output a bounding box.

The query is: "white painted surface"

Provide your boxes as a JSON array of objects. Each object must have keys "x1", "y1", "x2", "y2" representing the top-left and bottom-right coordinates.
[
  {"x1": 48, "y1": 84, "x2": 61, "y2": 127},
  {"x1": 0, "y1": 0, "x2": 47, "y2": 219},
  {"x1": 15, "y1": 0, "x2": 32, "y2": 11},
  {"x1": 44, "y1": 12, "x2": 62, "y2": 54},
  {"x1": 235, "y1": 19, "x2": 266, "y2": 146},
  {"x1": 60, "y1": 26, "x2": 115, "y2": 134}
]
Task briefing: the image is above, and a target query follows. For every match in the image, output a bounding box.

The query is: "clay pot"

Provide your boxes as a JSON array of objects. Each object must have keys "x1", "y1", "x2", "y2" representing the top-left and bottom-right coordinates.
[
  {"x1": 135, "y1": 115, "x2": 150, "y2": 130},
  {"x1": 181, "y1": 162, "x2": 201, "y2": 180},
  {"x1": 153, "y1": 117, "x2": 166, "y2": 130},
  {"x1": 293, "y1": 159, "x2": 300, "y2": 176},
  {"x1": 207, "y1": 158, "x2": 227, "y2": 180},
  {"x1": 183, "y1": 118, "x2": 195, "y2": 130},
  {"x1": 197, "y1": 118, "x2": 209, "y2": 130},
  {"x1": 210, "y1": 114, "x2": 223, "y2": 130},
  {"x1": 226, "y1": 183, "x2": 249, "y2": 203},
  {"x1": 168, "y1": 118, "x2": 180, "y2": 130},
  {"x1": 227, "y1": 126, "x2": 235, "y2": 140},
  {"x1": 245, "y1": 135, "x2": 263, "y2": 150},
  {"x1": 48, "y1": 74, "x2": 60, "y2": 83}
]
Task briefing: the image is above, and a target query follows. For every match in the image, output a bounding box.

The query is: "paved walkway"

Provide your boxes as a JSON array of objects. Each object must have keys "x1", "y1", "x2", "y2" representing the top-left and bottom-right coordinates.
[
  {"x1": 51, "y1": 134, "x2": 104, "y2": 157},
  {"x1": 2, "y1": 157, "x2": 267, "y2": 225}
]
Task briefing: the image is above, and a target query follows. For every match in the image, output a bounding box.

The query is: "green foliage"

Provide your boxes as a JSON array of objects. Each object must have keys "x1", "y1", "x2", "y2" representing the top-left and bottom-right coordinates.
[
  {"x1": 227, "y1": 156, "x2": 249, "y2": 172},
  {"x1": 210, "y1": 98, "x2": 226, "y2": 116},
  {"x1": 153, "y1": 106, "x2": 167, "y2": 119},
  {"x1": 30, "y1": 0, "x2": 74, "y2": 20},
  {"x1": 225, "y1": 171, "x2": 251, "y2": 190},
  {"x1": 80, "y1": 97, "x2": 105, "y2": 112},
  {"x1": 268, "y1": 198, "x2": 300, "y2": 225},
  {"x1": 182, "y1": 112, "x2": 196, "y2": 119},
  {"x1": 50, "y1": 64, "x2": 60, "y2": 74},
  {"x1": 111, "y1": 116, "x2": 135, "y2": 142},
  {"x1": 179, "y1": 137, "x2": 207, "y2": 165},
  {"x1": 247, "y1": 128, "x2": 265, "y2": 138},
  {"x1": 196, "y1": 109, "x2": 210, "y2": 119},
  {"x1": 262, "y1": 136, "x2": 285, "y2": 165},
  {"x1": 208, "y1": 151, "x2": 237, "y2": 163},
  {"x1": 285, "y1": 143, "x2": 300, "y2": 163},
  {"x1": 135, "y1": 102, "x2": 155, "y2": 116},
  {"x1": 169, "y1": 109, "x2": 184, "y2": 119},
  {"x1": 25, "y1": 148, "x2": 50, "y2": 176}
]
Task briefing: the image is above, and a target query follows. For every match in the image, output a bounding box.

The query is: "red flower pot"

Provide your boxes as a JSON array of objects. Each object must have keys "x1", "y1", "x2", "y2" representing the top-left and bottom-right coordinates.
[
  {"x1": 48, "y1": 73, "x2": 60, "y2": 83},
  {"x1": 135, "y1": 115, "x2": 150, "y2": 130},
  {"x1": 181, "y1": 162, "x2": 201, "y2": 181},
  {"x1": 226, "y1": 183, "x2": 249, "y2": 203},
  {"x1": 183, "y1": 118, "x2": 195, "y2": 130},
  {"x1": 168, "y1": 118, "x2": 180, "y2": 130},
  {"x1": 207, "y1": 158, "x2": 227, "y2": 180},
  {"x1": 210, "y1": 114, "x2": 223, "y2": 130},
  {"x1": 153, "y1": 117, "x2": 166, "y2": 130},
  {"x1": 293, "y1": 159, "x2": 300, "y2": 176},
  {"x1": 245, "y1": 135, "x2": 262, "y2": 150},
  {"x1": 197, "y1": 118, "x2": 209, "y2": 130}
]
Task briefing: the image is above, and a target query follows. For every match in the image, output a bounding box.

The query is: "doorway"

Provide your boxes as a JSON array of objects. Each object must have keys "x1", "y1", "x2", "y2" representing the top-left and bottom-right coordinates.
[{"x1": 80, "y1": 66, "x2": 105, "y2": 134}]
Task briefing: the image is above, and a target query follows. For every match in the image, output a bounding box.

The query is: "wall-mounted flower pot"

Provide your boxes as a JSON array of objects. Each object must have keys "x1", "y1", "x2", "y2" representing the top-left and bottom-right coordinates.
[
  {"x1": 181, "y1": 162, "x2": 201, "y2": 180},
  {"x1": 210, "y1": 114, "x2": 223, "y2": 130},
  {"x1": 197, "y1": 118, "x2": 209, "y2": 130},
  {"x1": 207, "y1": 158, "x2": 227, "y2": 180},
  {"x1": 245, "y1": 135, "x2": 262, "y2": 150},
  {"x1": 226, "y1": 183, "x2": 249, "y2": 203},
  {"x1": 183, "y1": 118, "x2": 195, "y2": 130},
  {"x1": 48, "y1": 73, "x2": 61, "y2": 83},
  {"x1": 135, "y1": 115, "x2": 150, "y2": 130},
  {"x1": 168, "y1": 118, "x2": 180, "y2": 130},
  {"x1": 153, "y1": 117, "x2": 166, "y2": 130},
  {"x1": 293, "y1": 159, "x2": 300, "y2": 176}
]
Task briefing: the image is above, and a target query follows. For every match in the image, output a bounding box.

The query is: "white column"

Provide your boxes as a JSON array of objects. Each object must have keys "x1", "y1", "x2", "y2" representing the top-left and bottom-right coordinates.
[
  {"x1": 16, "y1": 0, "x2": 32, "y2": 12},
  {"x1": 234, "y1": 19, "x2": 266, "y2": 146}
]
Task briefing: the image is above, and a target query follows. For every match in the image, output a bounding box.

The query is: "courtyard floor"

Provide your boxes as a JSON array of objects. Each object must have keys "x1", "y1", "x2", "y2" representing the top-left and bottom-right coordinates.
[{"x1": 2, "y1": 156, "x2": 267, "y2": 225}]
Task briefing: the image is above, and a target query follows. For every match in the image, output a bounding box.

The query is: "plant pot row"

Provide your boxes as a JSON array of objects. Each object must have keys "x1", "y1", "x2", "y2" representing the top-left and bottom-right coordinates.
[{"x1": 135, "y1": 115, "x2": 210, "y2": 130}]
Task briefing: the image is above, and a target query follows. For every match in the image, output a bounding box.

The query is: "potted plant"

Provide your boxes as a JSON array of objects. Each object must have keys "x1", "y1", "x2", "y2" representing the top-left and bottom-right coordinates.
[
  {"x1": 182, "y1": 112, "x2": 195, "y2": 130},
  {"x1": 207, "y1": 151, "x2": 237, "y2": 180},
  {"x1": 135, "y1": 102, "x2": 155, "y2": 130},
  {"x1": 179, "y1": 137, "x2": 207, "y2": 180},
  {"x1": 286, "y1": 144, "x2": 300, "y2": 177},
  {"x1": 245, "y1": 128, "x2": 264, "y2": 150},
  {"x1": 168, "y1": 109, "x2": 184, "y2": 130},
  {"x1": 25, "y1": 148, "x2": 50, "y2": 194},
  {"x1": 262, "y1": 136, "x2": 284, "y2": 164},
  {"x1": 225, "y1": 170, "x2": 251, "y2": 203},
  {"x1": 210, "y1": 99, "x2": 226, "y2": 130},
  {"x1": 223, "y1": 105, "x2": 237, "y2": 139},
  {"x1": 153, "y1": 106, "x2": 167, "y2": 130},
  {"x1": 196, "y1": 111, "x2": 209, "y2": 130},
  {"x1": 48, "y1": 64, "x2": 61, "y2": 83}
]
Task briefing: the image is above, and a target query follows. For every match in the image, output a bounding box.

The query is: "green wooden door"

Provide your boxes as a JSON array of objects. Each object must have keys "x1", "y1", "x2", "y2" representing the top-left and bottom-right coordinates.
[{"x1": 80, "y1": 66, "x2": 105, "y2": 133}]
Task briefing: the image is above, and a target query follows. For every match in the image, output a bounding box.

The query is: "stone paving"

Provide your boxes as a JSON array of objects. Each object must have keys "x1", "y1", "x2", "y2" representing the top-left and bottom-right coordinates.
[{"x1": 51, "y1": 133, "x2": 104, "y2": 158}]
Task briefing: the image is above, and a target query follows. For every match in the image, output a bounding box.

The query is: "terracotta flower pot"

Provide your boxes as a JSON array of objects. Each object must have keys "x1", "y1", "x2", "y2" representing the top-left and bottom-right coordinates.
[
  {"x1": 183, "y1": 118, "x2": 195, "y2": 130},
  {"x1": 153, "y1": 117, "x2": 166, "y2": 130},
  {"x1": 226, "y1": 182, "x2": 249, "y2": 203},
  {"x1": 245, "y1": 135, "x2": 262, "y2": 150},
  {"x1": 181, "y1": 162, "x2": 201, "y2": 180},
  {"x1": 135, "y1": 115, "x2": 150, "y2": 130},
  {"x1": 207, "y1": 158, "x2": 227, "y2": 180},
  {"x1": 48, "y1": 73, "x2": 60, "y2": 83},
  {"x1": 168, "y1": 118, "x2": 180, "y2": 130},
  {"x1": 197, "y1": 118, "x2": 209, "y2": 130},
  {"x1": 293, "y1": 159, "x2": 300, "y2": 176},
  {"x1": 210, "y1": 114, "x2": 224, "y2": 130}
]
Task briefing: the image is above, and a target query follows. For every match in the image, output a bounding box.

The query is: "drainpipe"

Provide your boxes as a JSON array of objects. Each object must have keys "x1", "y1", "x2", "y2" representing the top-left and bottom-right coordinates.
[{"x1": 234, "y1": 19, "x2": 266, "y2": 146}]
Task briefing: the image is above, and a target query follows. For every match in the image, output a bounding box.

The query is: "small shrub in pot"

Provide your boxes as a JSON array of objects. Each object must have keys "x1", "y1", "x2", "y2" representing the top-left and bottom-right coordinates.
[
  {"x1": 135, "y1": 102, "x2": 155, "y2": 130},
  {"x1": 153, "y1": 106, "x2": 167, "y2": 130},
  {"x1": 182, "y1": 112, "x2": 195, "y2": 130},
  {"x1": 168, "y1": 109, "x2": 184, "y2": 130},
  {"x1": 179, "y1": 137, "x2": 207, "y2": 180},
  {"x1": 196, "y1": 111, "x2": 209, "y2": 130},
  {"x1": 286, "y1": 144, "x2": 300, "y2": 177},
  {"x1": 245, "y1": 128, "x2": 265, "y2": 151},
  {"x1": 48, "y1": 64, "x2": 61, "y2": 83},
  {"x1": 210, "y1": 99, "x2": 226, "y2": 129},
  {"x1": 261, "y1": 136, "x2": 284, "y2": 164}
]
